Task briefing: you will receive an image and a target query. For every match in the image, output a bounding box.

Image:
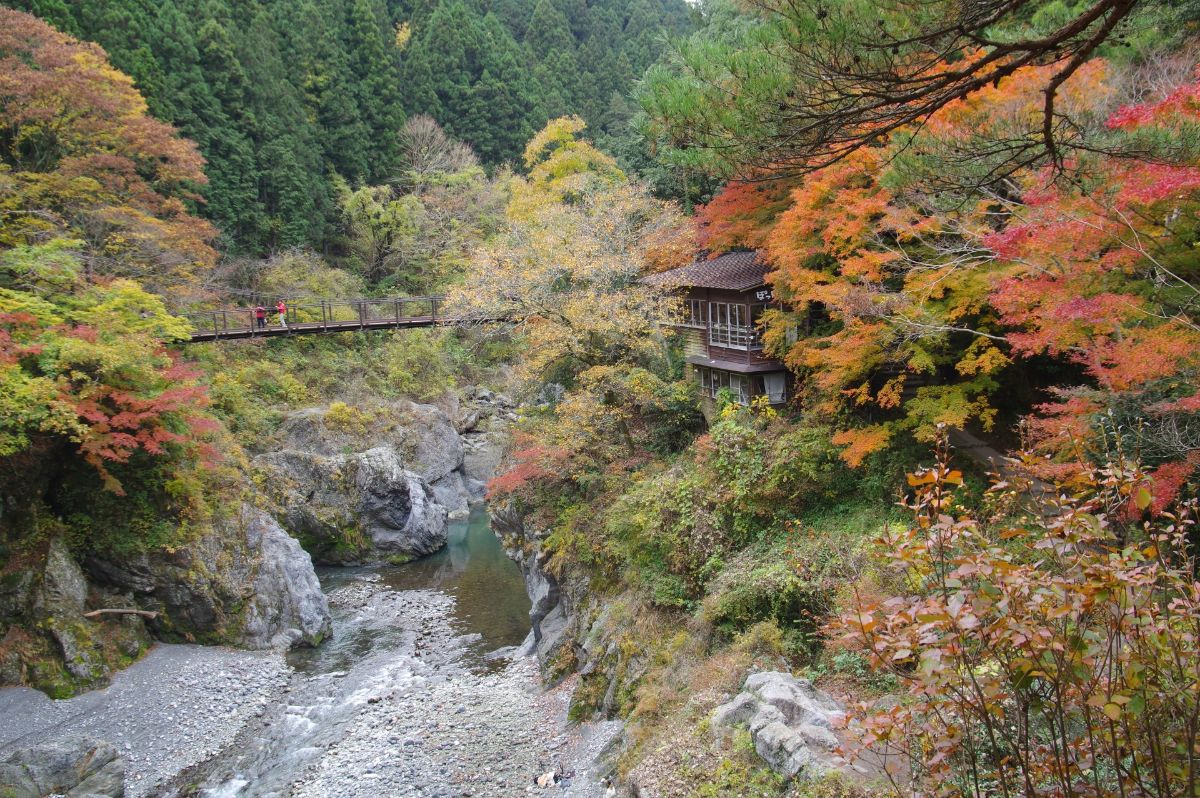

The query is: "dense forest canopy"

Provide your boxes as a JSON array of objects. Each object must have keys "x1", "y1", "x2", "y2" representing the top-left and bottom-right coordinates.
[{"x1": 4, "y1": 0, "x2": 691, "y2": 255}]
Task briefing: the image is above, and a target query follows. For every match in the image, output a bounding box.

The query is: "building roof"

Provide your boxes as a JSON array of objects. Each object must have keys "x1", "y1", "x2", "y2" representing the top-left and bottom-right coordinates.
[
  {"x1": 686, "y1": 354, "x2": 785, "y2": 374},
  {"x1": 642, "y1": 250, "x2": 769, "y2": 291}
]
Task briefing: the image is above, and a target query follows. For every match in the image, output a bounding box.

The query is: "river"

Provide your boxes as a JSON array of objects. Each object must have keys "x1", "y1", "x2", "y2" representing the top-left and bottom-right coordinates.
[{"x1": 1, "y1": 508, "x2": 615, "y2": 797}]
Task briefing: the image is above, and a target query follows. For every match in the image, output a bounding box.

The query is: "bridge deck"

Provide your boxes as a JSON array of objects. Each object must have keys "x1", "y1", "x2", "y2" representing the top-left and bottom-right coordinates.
[
  {"x1": 183, "y1": 296, "x2": 495, "y2": 343},
  {"x1": 188, "y1": 314, "x2": 460, "y2": 342}
]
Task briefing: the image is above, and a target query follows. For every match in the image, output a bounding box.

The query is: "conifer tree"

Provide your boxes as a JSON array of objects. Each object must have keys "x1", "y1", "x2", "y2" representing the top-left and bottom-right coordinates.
[{"x1": 346, "y1": 0, "x2": 406, "y2": 181}]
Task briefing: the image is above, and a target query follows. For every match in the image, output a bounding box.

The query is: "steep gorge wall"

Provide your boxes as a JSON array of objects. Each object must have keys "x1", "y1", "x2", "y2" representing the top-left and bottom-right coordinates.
[{"x1": 0, "y1": 389, "x2": 515, "y2": 696}]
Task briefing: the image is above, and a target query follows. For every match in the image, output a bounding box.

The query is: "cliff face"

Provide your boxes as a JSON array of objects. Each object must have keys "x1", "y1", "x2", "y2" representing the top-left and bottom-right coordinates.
[
  {"x1": 490, "y1": 502, "x2": 653, "y2": 718},
  {"x1": 0, "y1": 503, "x2": 330, "y2": 696},
  {"x1": 0, "y1": 392, "x2": 511, "y2": 696}
]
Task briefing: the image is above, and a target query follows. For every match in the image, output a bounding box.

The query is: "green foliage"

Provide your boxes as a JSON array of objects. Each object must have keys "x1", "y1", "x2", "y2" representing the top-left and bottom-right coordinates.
[
  {"x1": 193, "y1": 326, "x2": 469, "y2": 438},
  {"x1": 398, "y1": 0, "x2": 692, "y2": 166},
  {"x1": 703, "y1": 551, "x2": 829, "y2": 659},
  {"x1": 701, "y1": 500, "x2": 893, "y2": 659},
  {"x1": 682, "y1": 729, "x2": 788, "y2": 797},
  {"x1": 338, "y1": 117, "x2": 504, "y2": 293},
  {"x1": 10, "y1": 0, "x2": 692, "y2": 253}
]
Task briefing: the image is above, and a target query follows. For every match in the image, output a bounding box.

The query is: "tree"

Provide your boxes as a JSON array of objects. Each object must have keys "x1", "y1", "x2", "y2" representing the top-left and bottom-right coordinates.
[
  {"x1": 638, "y1": 0, "x2": 1182, "y2": 180},
  {"x1": 397, "y1": 114, "x2": 479, "y2": 184},
  {"x1": 672, "y1": 58, "x2": 1200, "y2": 478},
  {"x1": 342, "y1": 117, "x2": 501, "y2": 292},
  {"x1": 0, "y1": 7, "x2": 217, "y2": 294},
  {"x1": 342, "y1": 185, "x2": 423, "y2": 286},
  {"x1": 393, "y1": 0, "x2": 692, "y2": 167},
  {"x1": 345, "y1": 0, "x2": 406, "y2": 181},
  {"x1": 467, "y1": 121, "x2": 697, "y2": 508},
  {"x1": 0, "y1": 9, "x2": 218, "y2": 490},
  {"x1": 452, "y1": 117, "x2": 690, "y2": 382}
]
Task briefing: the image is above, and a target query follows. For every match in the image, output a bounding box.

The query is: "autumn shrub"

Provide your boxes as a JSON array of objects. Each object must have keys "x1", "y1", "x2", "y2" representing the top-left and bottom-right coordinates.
[
  {"x1": 701, "y1": 408, "x2": 849, "y2": 540},
  {"x1": 686, "y1": 731, "x2": 789, "y2": 797},
  {"x1": 370, "y1": 329, "x2": 461, "y2": 400},
  {"x1": 702, "y1": 500, "x2": 892, "y2": 660},
  {"x1": 324, "y1": 401, "x2": 372, "y2": 435},
  {"x1": 837, "y1": 434, "x2": 1200, "y2": 798},
  {"x1": 703, "y1": 550, "x2": 829, "y2": 658}
]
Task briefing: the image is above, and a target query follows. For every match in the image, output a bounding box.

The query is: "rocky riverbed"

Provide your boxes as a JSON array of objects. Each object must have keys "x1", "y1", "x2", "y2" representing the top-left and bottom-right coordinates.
[
  {"x1": 0, "y1": 645, "x2": 290, "y2": 796},
  {"x1": 0, "y1": 508, "x2": 620, "y2": 798}
]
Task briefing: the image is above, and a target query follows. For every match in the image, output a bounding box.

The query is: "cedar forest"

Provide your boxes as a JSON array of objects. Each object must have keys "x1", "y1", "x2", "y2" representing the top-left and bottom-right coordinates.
[{"x1": 3, "y1": 0, "x2": 1200, "y2": 794}]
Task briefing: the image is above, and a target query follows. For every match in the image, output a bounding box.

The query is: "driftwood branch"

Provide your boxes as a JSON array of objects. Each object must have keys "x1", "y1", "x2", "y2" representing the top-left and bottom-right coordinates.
[{"x1": 83, "y1": 608, "x2": 158, "y2": 620}]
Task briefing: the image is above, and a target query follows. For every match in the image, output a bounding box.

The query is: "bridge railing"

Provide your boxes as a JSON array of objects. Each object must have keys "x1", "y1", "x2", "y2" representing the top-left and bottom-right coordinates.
[{"x1": 185, "y1": 296, "x2": 447, "y2": 339}]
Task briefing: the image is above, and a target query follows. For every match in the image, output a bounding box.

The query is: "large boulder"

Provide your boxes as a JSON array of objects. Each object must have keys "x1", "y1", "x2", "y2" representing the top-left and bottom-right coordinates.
[
  {"x1": 429, "y1": 471, "x2": 470, "y2": 518},
  {"x1": 0, "y1": 736, "x2": 124, "y2": 797},
  {"x1": 31, "y1": 538, "x2": 104, "y2": 681},
  {"x1": 87, "y1": 504, "x2": 330, "y2": 650},
  {"x1": 0, "y1": 539, "x2": 150, "y2": 692},
  {"x1": 239, "y1": 506, "x2": 332, "y2": 648},
  {"x1": 274, "y1": 401, "x2": 464, "y2": 483},
  {"x1": 256, "y1": 446, "x2": 448, "y2": 564},
  {"x1": 712, "y1": 671, "x2": 846, "y2": 780}
]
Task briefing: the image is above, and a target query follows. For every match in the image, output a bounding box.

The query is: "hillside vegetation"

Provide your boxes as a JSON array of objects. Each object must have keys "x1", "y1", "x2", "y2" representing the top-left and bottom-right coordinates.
[
  {"x1": 4, "y1": 0, "x2": 691, "y2": 253},
  {"x1": 2, "y1": 0, "x2": 1200, "y2": 796}
]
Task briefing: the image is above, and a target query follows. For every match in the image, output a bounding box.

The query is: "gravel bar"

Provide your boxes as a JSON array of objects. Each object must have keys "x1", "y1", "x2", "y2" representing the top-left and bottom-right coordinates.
[{"x1": 0, "y1": 644, "x2": 288, "y2": 798}]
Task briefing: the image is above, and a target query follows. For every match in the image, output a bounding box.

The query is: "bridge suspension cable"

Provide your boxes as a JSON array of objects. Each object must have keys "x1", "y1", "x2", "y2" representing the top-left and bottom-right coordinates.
[{"x1": 184, "y1": 295, "x2": 493, "y2": 343}]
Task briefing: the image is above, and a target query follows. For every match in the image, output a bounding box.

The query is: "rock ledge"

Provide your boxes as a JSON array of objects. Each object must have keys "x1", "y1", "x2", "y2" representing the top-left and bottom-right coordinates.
[{"x1": 712, "y1": 671, "x2": 846, "y2": 780}]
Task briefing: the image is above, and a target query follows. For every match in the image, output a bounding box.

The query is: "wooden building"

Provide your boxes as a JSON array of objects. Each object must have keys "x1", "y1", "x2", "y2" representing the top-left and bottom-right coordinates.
[{"x1": 644, "y1": 251, "x2": 790, "y2": 413}]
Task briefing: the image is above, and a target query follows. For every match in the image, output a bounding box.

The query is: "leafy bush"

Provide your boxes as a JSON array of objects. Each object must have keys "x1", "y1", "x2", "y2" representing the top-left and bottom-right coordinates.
[
  {"x1": 838, "y1": 435, "x2": 1200, "y2": 797},
  {"x1": 703, "y1": 552, "x2": 829, "y2": 659}
]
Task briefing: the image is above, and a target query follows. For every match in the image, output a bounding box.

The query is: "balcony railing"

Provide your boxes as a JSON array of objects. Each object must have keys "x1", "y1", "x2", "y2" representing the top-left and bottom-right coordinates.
[{"x1": 709, "y1": 323, "x2": 763, "y2": 350}]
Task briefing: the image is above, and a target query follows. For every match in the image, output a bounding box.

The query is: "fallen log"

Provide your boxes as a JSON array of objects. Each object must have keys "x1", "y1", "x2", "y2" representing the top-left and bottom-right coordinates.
[{"x1": 83, "y1": 608, "x2": 158, "y2": 620}]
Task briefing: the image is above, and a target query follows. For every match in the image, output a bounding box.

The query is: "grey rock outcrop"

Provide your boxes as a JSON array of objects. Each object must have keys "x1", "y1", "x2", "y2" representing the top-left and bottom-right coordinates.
[
  {"x1": 355, "y1": 447, "x2": 449, "y2": 555},
  {"x1": 0, "y1": 736, "x2": 124, "y2": 797},
  {"x1": 491, "y1": 505, "x2": 569, "y2": 664},
  {"x1": 87, "y1": 504, "x2": 330, "y2": 650},
  {"x1": 239, "y1": 506, "x2": 332, "y2": 648},
  {"x1": 274, "y1": 401, "x2": 465, "y2": 483},
  {"x1": 712, "y1": 671, "x2": 846, "y2": 780},
  {"x1": 0, "y1": 538, "x2": 151, "y2": 690},
  {"x1": 32, "y1": 539, "x2": 106, "y2": 681},
  {"x1": 430, "y1": 471, "x2": 470, "y2": 518},
  {"x1": 257, "y1": 446, "x2": 448, "y2": 564},
  {"x1": 255, "y1": 398, "x2": 502, "y2": 561}
]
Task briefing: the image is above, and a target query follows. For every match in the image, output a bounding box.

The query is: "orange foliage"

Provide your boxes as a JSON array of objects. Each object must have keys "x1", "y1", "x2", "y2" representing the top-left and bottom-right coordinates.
[
  {"x1": 694, "y1": 176, "x2": 800, "y2": 252},
  {"x1": 831, "y1": 425, "x2": 891, "y2": 467},
  {"x1": 0, "y1": 8, "x2": 217, "y2": 295},
  {"x1": 730, "y1": 57, "x2": 1200, "y2": 473}
]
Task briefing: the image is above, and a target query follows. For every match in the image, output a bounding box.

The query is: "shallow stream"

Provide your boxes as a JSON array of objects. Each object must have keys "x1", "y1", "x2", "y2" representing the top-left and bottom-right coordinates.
[{"x1": 175, "y1": 505, "x2": 534, "y2": 797}]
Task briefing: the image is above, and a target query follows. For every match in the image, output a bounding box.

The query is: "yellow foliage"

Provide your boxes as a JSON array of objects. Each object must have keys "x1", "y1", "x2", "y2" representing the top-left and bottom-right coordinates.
[
  {"x1": 955, "y1": 339, "x2": 1011, "y2": 376},
  {"x1": 394, "y1": 21, "x2": 412, "y2": 50}
]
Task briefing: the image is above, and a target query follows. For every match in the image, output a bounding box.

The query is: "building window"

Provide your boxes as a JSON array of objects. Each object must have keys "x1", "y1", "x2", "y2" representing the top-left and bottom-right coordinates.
[
  {"x1": 752, "y1": 373, "x2": 788, "y2": 404},
  {"x1": 682, "y1": 299, "x2": 708, "y2": 327},
  {"x1": 708, "y1": 302, "x2": 762, "y2": 350},
  {"x1": 729, "y1": 374, "x2": 748, "y2": 404},
  {"x1": 695, "y1": 366, "x2": 788, "y2": 405}
]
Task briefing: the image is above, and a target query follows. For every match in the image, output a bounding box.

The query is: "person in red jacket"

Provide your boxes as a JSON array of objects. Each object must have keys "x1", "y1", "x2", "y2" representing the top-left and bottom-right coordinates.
[
  {"x1": 254, "y1": 304, "x2": 266, "y2": 329},
  {"x1": 276, "y1": 299, "x2": 287, "y2": 328}
]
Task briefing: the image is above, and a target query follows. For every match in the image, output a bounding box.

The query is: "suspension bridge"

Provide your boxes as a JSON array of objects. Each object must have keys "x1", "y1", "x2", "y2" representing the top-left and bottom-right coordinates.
[{"x1": 184, "y1": 296, "x2": 490, "y2": 343}]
